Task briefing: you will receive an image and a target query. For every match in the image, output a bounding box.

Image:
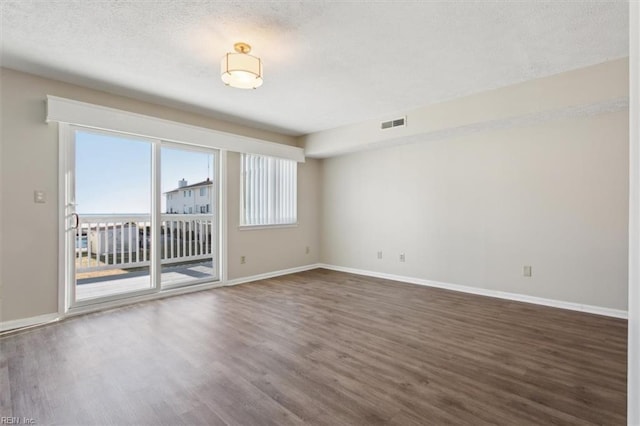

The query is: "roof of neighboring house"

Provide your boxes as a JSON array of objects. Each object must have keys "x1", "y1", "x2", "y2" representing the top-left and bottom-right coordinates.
[{"x1": 164, "y1": 178, "x2": 213, "y2": 194}]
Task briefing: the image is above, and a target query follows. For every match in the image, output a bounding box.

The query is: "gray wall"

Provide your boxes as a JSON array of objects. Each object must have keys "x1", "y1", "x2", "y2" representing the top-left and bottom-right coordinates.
[
  {"x1": 0, "y1": 68, "x2": 320, "y2": 323},
  {"x1": 321, "y1": 111, "x2": 629, "y2": 310}
]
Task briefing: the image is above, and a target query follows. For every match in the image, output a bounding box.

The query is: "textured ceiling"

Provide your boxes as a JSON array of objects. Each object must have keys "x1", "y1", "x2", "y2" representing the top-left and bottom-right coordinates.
[{"x1": 0, "y1": 1, "x2": 629, "y2": 136}]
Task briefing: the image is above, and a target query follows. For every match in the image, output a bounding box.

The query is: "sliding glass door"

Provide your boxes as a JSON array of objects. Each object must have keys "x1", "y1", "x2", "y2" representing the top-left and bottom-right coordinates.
[
  {"x1": 65, "y1": 126, "x2": 219, "y2": 308},
  {"x1": 160, "y1": 145, "x2": 217, "y2": 288},
  {"x1": 71, "y1": 129, "x2": 155, "y2": 303}
]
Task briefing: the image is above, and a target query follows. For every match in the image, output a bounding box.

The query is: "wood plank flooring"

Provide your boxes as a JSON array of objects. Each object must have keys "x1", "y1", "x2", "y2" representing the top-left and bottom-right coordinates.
[{"x1": 0, "y1": 269, "x2": 627, "y2": 425}]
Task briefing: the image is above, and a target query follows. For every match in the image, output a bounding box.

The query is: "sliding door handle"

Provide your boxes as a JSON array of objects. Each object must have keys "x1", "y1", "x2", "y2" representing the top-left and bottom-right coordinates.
[{"x1": 71, "y1": 213, "x2": 80, "y2": 230}]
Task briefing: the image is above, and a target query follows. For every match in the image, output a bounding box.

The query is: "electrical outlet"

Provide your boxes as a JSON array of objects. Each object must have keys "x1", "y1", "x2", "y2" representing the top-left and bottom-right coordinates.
[
  {"x1": 377, "y1": 251, "x2": 383, "y2": 259},
  {"x1": 240, "y1": 256, "x2": 246, "y2": 264},
  {"x1": 305, "y1": 246, "x2": 310, "y2": 255},
  {"x1": 399, "y1": 253, "x2": 405, "y2": 262},
  {"x1": 34, "y1": 190, "x2": 46, "y2": 203},
  {"x1": 523, "y1": 265, "x2": 532, "y2": 277}
]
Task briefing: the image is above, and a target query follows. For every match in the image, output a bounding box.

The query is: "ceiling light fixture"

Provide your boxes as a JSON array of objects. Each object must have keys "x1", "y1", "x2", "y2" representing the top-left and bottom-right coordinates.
[{"x1": 221, "y1": 42, "x2": 263, "y2": 89}]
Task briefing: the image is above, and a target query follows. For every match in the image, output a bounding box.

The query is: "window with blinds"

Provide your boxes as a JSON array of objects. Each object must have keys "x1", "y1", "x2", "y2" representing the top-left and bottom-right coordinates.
[{"x1": 241, "y1": 154, "x2": 297, "y2": 226}]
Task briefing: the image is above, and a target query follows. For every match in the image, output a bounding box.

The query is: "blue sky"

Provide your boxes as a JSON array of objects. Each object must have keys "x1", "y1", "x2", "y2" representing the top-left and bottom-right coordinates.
[{"x1": 76, "y1": 131, "x2": 214, "y2": 214}]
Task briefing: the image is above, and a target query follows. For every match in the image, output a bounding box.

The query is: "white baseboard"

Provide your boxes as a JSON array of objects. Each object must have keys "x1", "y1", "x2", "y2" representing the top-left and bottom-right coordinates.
[
  {"x1": 2, "y1": 262, "x2": 625, "y2": 333},
  {"x1": 225, "y1": 263, "x2": 323, "y2": 286},
  {"x1": 0, "y1": 313, "x2": 60, "y2": 333},
  {"x1": 319, "y1": 264, "x2": 628, "y2": 319}
]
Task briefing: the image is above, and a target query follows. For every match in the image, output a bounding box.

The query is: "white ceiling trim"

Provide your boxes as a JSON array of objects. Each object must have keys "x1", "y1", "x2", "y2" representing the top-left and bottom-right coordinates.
[{"x1": 45, "y1": 96, "x2": 305, "y2": 162}]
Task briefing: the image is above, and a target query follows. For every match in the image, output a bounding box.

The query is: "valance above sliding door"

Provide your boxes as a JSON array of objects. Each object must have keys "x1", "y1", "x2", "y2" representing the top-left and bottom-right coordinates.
[{"x1": 46, "y1": 96, "x2": 305, "y2": 163}]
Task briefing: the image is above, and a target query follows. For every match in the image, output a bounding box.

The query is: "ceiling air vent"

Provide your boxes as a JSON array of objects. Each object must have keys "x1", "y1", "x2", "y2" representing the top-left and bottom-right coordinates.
[{"x1": 381, "y1": 116, "x2": 406, "y2": 130}]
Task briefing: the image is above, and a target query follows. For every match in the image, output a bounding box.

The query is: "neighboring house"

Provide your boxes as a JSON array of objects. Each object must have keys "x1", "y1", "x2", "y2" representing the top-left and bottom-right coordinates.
[{"x1": 165, "y1": 178, "x2": 213, "y2": 214}]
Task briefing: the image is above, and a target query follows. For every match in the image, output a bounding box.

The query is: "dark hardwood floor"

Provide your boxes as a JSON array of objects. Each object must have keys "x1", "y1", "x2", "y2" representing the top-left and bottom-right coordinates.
[{"x1": 0, "y1": 269, "x2": 627, "y2": 425}]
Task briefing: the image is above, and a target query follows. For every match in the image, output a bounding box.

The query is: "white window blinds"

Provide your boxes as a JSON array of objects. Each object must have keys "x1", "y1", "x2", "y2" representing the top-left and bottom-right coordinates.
[{"x1": 241, "y1": 154, "x2": 297, "y2": 226}]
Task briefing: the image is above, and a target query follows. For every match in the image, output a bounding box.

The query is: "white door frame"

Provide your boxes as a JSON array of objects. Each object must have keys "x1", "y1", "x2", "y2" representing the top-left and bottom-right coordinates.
[
  {"x1": 57, "y1": 124, "x2": 223, "y2": 315},
  {"x1": 159, "y1": 141, "x2": 221, "y2": 290},
  {"x1": 63, "y1": 125, "x2": 160, "y2": 309}
]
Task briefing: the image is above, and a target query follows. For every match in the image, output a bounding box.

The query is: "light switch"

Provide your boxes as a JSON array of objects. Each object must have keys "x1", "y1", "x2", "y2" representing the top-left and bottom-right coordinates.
[{"x1": 34, "y1": 190, "x2": 46, "y2": 203}]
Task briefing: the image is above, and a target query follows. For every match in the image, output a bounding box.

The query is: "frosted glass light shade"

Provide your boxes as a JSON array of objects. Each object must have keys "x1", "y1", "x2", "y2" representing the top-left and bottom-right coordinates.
[{"x1": 221, "y1": 52, "x2": 263, "y2": 89}]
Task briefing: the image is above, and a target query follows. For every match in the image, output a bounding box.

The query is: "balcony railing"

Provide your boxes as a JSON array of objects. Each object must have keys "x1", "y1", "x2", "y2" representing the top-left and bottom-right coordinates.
[{"x1": 75, "y1": 214, "x2": 214, "y2": 273}]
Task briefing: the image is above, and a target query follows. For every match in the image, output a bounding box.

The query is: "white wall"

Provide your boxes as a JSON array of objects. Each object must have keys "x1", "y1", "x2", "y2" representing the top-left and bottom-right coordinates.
[
  {"x1": 319, "y1": 67, "x2": 629, "y2": 311},
  {"x1": 0, "y1": 69, "x2": 4, "y2": 325},
  {"x1": 628, "y1": 1, "x2": 639, "y2": 422},
  {"x1": 0, "y1": 68, "x2": 320, "y2": 324}
]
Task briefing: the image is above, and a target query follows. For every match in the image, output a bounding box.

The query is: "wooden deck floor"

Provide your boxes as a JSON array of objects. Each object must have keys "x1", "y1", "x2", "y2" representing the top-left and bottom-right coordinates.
[
  {"x1": 0, "y1": 269, "x2": 627, "y2": 425},
  {"x1": 76, "y1": 261, "x2": 215, "y2": 300}
]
